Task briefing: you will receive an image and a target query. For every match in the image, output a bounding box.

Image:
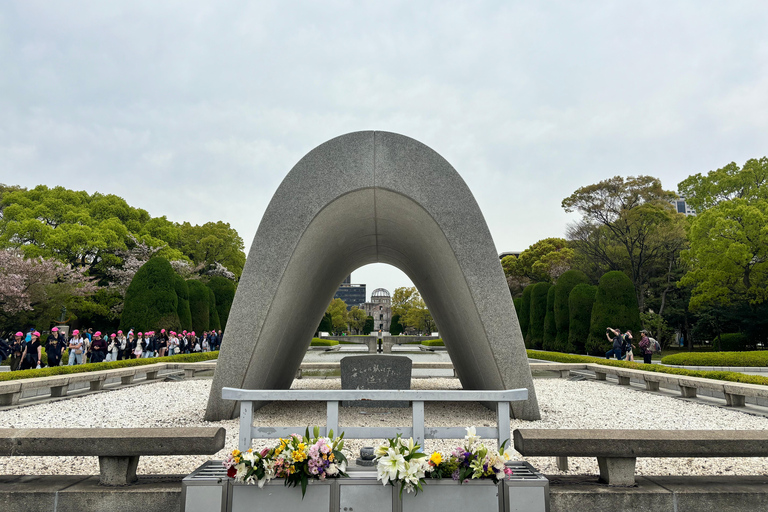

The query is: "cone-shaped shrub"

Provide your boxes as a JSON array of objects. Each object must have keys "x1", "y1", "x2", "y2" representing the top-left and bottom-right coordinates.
[
  {"x1": 390, "y1": 314, "x2": 403, "y2": 335},
  {"x1": 586, "y1": 271, "x2": 641, "y2": 355},
  {"x1": 568, "y1": 284, "x2": 596, "y2": 354},
  {"x1": 542, "y1": 286, "x2": 558, "y2": 351},
  {"x1": 207, "y1": 276, "x2": 236, "y2": 331},
  {"x1": 554, "y1": 270, "x2": 590, "y2": 351},
  {"x1": 120, "y1": 257, "x2": 180, "y2": 332},
  {"x1": 519, "y1": 285, "x2": 534, "y2": 341},
  {"x1": 513, "y1": 297, "x2": 523, "y2": 329},
  {"x1": 527, "y1": 282, "x2": 551, "y2": 349},
  {"x1": 207, "y1": 288, "x2": 221, "y2": 331},
  {"x1": 174, "y1": 274, "x2": 192, "y2": 331},
  {"x1": 187, "y1": 280, "x2": 210, "y2": 333}
]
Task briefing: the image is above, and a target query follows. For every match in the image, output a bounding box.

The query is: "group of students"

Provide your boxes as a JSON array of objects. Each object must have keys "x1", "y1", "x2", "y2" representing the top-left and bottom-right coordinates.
[
  {"x1": 2, "y1": 327, "x2": 222, "y2": 370},
  {"x1": 605, "y1": 327, "x2": 661, "y2": 364}
]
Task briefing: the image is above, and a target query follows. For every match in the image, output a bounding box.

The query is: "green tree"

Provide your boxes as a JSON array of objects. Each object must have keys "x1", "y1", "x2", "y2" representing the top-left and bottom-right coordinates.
[
  {"x1": 562, "y1": 176, "x2": 686, "y2": 311},
  {"x1": 501, "y1": 238, "x2": 574, "y2": 289},
  {"x1": 518, "y1": 284, "x2": 534, "y2": 339},
  {"x1": 119, "y1": 257, "x2": 180, "y2": 332},
  {"x1": 586, "y1": 271, "x2": 641, "y2": 355},
  {"x1": 681, "y1": 199, "x2": 768, "y2": 307},
  {"x1": 207, "y1": 276, "x2": 236, "y2": 330},
  {"x1": 389, "y1": 314, "x2": 403, "y2": 335},
  {"x1": 177, "y1": 221, "x2": 246, "y2": 279},
  {"x1": 174, "y1": 274, "x2": 192, "y2": 330},
  {"x1": 363, "y1": 315, "x2": 374, "y2": 335},
  {"x1": 391, "y1": 286, "x2": 419, "y2": 318},
  {"x1": 678, "y1": 157, "x2": 768, "y2": 213},
  {"x1": 207, "y1": 288, "x2": 221, "y2": 331},
  {"x1": 402, "y1": 297, "x2": 436, "y2": 334},
  {"x1": 326, "y1": 298, "x2": 348, "y2": 334},
  {"x1": 187, "y1": 280, "x2": 210, "y2": 333},
  {"x1": 317, "y1": 312, "x2": 332, "y2": 334},
  {"x1": 347, "y1": 306, "x2": 368, "y2": 334},
  {"x1": 568, "y1": 284, "x2": 597, "y2": 354},
  {"x1": 553, "y1": 270, "x2": 590, "y2": 351},
  {"x1": 526, "y1": 282, "x2": 551, "y2": 349},
  {"x1": 542, "y1": 286, "x2": 557, "y2": 351}
]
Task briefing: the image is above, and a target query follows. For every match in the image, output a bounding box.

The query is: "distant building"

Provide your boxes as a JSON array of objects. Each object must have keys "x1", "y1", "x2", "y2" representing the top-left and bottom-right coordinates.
[
  {"x1": 671, "y1": 195, "x2": 696, "y2": 216},
  {"x1": 333, "y1": 274, "x2": 366, "y2": 310},
  {"x1": 499, "y1": 251, "x2": 522, "y2": 260},
  {"x1": 361, "y1": 288, "x2": 392, "y2": 332}
]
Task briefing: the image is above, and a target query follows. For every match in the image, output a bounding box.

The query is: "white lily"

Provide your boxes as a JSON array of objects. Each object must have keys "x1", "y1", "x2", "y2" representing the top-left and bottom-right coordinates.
[
  {"x1": 377, "y1": 448, "x2": 406, "y2": 485},
  {"x1": 465, "y1": 426, "x2": 480, "y2": 447}
]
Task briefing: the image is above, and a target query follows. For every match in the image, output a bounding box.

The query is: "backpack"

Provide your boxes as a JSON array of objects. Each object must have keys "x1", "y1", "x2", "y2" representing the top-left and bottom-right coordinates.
[{"x1": 651, "y1": 338, "x2": 661, "y2": 353}]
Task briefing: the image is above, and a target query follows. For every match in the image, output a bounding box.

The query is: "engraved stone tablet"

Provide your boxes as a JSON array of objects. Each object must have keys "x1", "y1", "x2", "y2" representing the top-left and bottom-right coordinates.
[{"x1": 340, "y1": 355, "x2": 412, "y2": 407}]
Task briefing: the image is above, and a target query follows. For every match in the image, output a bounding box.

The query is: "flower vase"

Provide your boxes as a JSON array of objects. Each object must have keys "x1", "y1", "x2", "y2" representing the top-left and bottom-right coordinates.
[
  {"x1": 400, "y1": 479, "x2": 503, "y2": 512},
  {"x1": 229, "y1": 478, "x2": 334, "y2": 512}
]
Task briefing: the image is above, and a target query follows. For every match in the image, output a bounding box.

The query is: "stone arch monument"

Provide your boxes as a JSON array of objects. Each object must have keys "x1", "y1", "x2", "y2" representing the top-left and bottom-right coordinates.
[{"x1": 205, "y1": 131, "x2": 540, "y2": 421}]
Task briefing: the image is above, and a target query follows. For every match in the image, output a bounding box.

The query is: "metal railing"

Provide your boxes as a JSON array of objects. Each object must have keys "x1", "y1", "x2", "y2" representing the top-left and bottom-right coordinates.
[{"x1": 221, "y1": 387, "x2": 528, "y2": 451}]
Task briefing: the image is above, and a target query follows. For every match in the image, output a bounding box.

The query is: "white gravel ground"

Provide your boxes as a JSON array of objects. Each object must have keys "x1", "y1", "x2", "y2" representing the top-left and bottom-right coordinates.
[{"x1": 1, "y1": 377, "x2": 767, "y2": 477}]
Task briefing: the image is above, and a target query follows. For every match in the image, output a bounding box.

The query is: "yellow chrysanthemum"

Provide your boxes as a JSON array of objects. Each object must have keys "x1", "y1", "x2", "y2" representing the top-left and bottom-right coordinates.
[
  {"x1": 232, "y1": 449, "x2": 241, "y2": 457},
  {"x1": 328, "y1": 453, "x2": 334, "y2": 462},
  {"x1": 429, "y1": 452, "x2": 442, "y2": 466},
  {"x1": 292, "y1": 450, "x2": 307, "y2": 462}
]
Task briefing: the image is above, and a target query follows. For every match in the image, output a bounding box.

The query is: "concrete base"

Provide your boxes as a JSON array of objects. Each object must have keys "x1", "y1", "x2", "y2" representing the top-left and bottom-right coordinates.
[
  {"x1": 89, "y1": 381, "x2": 103, "y2": 392},
  {"x1": 548, "y1": 474, "x2": 768, "y2": 512},
  {"x1": 680, "y1": 385, "x2": 698, "y2": 398},
  {"x1": 121, "y1": 375, "x2": 135, "y2": 385},
  {"x1": 617, "y1": 376, "x2": 630, "y2": 386},
  {"x1": 0, "y1": 474, "x2": 182, "y2": 512},
  {"x1": 645, "y1": 380, "x2": 660, "y2": 392},
  {"x1": 145, "y1": 371, "x2": 159, "y2": 381},
  {"x1": 725, "y1": 393, "x2": 746, "y2": 407},
  {"x1": 556, "y1": 456, "x2": 569, "y2": 471},
  {"x1": 99, "y1": 456, "x2": 139, "y2": 486},
  {"x1": 597, "y1": 457, "x2": 637, "y2": 485},
  {"x1": 0, "y1": 392, "x2": 20, "y2": 406},
  {"x1": 50, "y1": 385, "x2": 69, "y2": 397},
  {"x1": 595, "y1": 372, "x2": 607, "y2": 381}
]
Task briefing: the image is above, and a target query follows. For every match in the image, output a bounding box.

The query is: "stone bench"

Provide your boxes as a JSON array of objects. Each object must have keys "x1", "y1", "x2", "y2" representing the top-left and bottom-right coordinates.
[
  {"x1": 513, "y1": 428, "x2": 768, "y2": 485},
  {"x1": 0, "y1": 427, "x2": 226, "y2": 485},
  {"x1": 166, "y1": 362, "x2": 217, "y2": 379},
  {"x1": 529, "y1": 363, "x2": 588, "y2": 378}
]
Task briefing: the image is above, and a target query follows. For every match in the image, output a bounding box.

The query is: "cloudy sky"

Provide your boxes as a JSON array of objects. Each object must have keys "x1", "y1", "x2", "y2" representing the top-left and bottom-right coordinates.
[{"x1": 2, "y1": 1, "x2": 767, "y2": 297}]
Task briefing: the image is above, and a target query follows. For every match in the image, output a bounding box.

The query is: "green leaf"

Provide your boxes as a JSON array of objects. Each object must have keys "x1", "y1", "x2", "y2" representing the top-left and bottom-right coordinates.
[{"x1": 300, "y1": 473, "x2": 308, "y2": 498}]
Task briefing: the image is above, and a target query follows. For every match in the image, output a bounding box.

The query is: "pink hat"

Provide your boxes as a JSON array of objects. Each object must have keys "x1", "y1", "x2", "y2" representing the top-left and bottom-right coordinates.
[
  {"x1": 51, "y1": 327, "x2": 59, "y2": 332},
  {"x1": 32, "y1": 331, "x2": 40, "y2": 337},
  {"x1": 183, "y1": 330, "x2": 187, "y2": 334},
  {"x1": 137, "y1": 332, "x2": 143, "y2": 336},
  {"x1": 117, "y1": 330, "x2": 123, "y2": 334},
  {"x1": 191, "y1": 331, "x2": 195, "y2": 335},
  {"x1": 94, "y1": 331, "x2": 101, "y2": 337},
  {"x1": 110, "y1": 333, "x2": 116, "y2": 338},
  {"x1": 161, "y1": 329, "x2": 166, "y2": 333},
  {"x1": 72, "y1": 329, "x2": 79, "y2": 335},
  {"x1": 15, "y1": 332, "x2": 23, "y2": 337}
]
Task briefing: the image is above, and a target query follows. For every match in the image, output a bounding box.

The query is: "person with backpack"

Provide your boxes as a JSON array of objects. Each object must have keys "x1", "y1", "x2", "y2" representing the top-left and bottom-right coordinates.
[
  {"x1": 9, "y1": 332, "x2": 24, "y2": 370},
  {"x1": 605, "y1": 327, "x2": 624, "y2": 359},
  {"x1": 639, "y1": 330, "x2": 653, "y2": 364}
]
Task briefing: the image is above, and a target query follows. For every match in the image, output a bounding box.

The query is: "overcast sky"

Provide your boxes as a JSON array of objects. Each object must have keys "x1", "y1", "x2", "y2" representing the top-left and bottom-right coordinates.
[{"x1": 2, "y1": 1, "x2": 767, "y2": 298}]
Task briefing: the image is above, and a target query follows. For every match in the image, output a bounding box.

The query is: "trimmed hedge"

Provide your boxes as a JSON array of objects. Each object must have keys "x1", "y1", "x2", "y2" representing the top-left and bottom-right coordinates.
[
  {"x1": 527, "y1": 350, "x2": 768, "y2": 387},
  {"x1": 527, "y1": 282, "x2": 550, "y2": 349},
  {"x1": 587, "y1": 271, "x2": 640, "y2": 355},
  {"x1": 207, "y1": 288, "x2": 221, "y2": 331},
  {"x1": 174, "y1": 274, "x2": 193, "y2": 331},
  {"x1": 0, "y1": 351, "x2": 219, "y2": 382},
  {"x1": 310, "y1": 338, "x2": 339, "y2": 346},
  {"x1": 120, "y1": 257, "x2": 181, "y2": 332},
  {"x1": 187, "y1": 280, "x2": 210, "y2": 333},
  {"x1": 207, "y1": 276, "x2": 235, "y2": 331},
  {"x1": 568, "y1": 283, "x2": 596, "y2": 354},
  {"x1": 519, "y1": 285, "x2": 533, "y2": 340},
  {"x1": 661, "y1": 350, "x2": 768, "y2": 367},
  {"x1": 422, "y1": 339, "x2": 445, "y2": 346},
  {"x1": 717, "y1": 333, "x2": 753, "y2": 351},
  {"x1": 542, "y1": 286, "x2": 557, "y2": 351},
  {"x1": 554, "y1": 270, "x2": 590, "y2": 352}
]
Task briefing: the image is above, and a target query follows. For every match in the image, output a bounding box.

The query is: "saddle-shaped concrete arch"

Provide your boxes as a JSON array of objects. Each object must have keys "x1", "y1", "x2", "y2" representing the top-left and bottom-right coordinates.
[{"x1": 205, "y1": 131, "x2": 540, "y2": 421}]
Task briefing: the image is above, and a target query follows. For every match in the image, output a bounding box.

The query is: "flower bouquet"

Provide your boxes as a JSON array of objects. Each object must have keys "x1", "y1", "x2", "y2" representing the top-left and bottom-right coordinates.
[
  {"x1": 427, "y1": 426, "x2": 513, "y2": 484},
  {"x1": 374, "y1": 434, "x2": 430, "y2": 496},
  {"x1": 223, "y1": 426, "x2": 349, "y2": 497}
]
